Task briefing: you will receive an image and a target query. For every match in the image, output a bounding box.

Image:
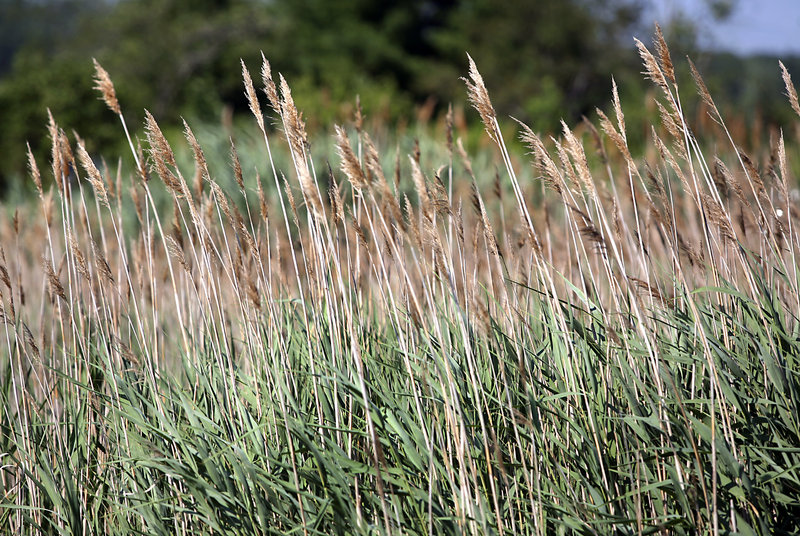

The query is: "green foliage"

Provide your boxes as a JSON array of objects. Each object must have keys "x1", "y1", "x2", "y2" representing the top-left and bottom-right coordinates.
[
  {"x1": 0, "y1": 0, "x2": 650, "y2": 193},
  {"x1": 3, "y1": 278, "x2": 799, "y2": 533},
  {"x1": 0, "y1": 0, "x2": 105, "y2": 74},
  {"x1": 430, "y1": 0, "x2": 643, "y2": 123},
  {"x1": 3, "y1": 27, "x2": 800, "y2": 532},
  {"x1": 702, "y1": 54, "x2": 800, "y2": 126},
  {"x1": 0, "y1": 49, "x2": 120, "y2": 195},
  {"x1": 0, "y1": 0, "x2": 275, "y2": 194},
  {"x1": 82, "y1": 0, "x2": 272, "y2": 119}
]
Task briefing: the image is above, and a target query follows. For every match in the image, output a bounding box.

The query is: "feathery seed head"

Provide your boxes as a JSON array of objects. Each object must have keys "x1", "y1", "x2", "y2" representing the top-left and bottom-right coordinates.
[
  {"x1": 354, "y1": 95, "x2": 363, "y2": 133},
  {"x1": 77, "y1": 142, "x2": 109, "y2": 207},
  {"x1": 144, "y1": 110, "x2": 176, "y2": 168},
  {"x1": 27, "y1": 143, "x2": 43, "y2": 198},
  {"x1": 635, "y1": 38, "x2": 668, "y2": 93},
  {"x1": 463, "y1": 54, "x2": 498, "y2": 140},
  {"x1": 242, "y1": 60, "x2": 265, "y2": 132},
  {"x1": 335, "y1": 125, "x2": 368, "y2": 192},
  {"x1": 780, "y1": 61, "x2": 800, "y2": 118},
  {"x1": 261, "y1": 52, "x2": 280, "y2": 114},
  {"x1": 654, "y1": 23, "x2": 675, "y2": 85},
  {"x1": 279, "y1": 74, "x2": 308, "y2": 154},
  {"x1": 689, "y1": 59, "x2": 720, "y2": 122},
  {"x1": 92, "y1": 58, "x2": 121, "y2": 115},
  {"x1": 229, "y1": 137, "x2": 245, "y2": 191}
]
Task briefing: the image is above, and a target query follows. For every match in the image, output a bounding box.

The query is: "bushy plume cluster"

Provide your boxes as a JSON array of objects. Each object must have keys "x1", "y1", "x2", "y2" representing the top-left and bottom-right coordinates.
[{"x1": 2, "y1": 29, "x2": 799, "y2": 536}]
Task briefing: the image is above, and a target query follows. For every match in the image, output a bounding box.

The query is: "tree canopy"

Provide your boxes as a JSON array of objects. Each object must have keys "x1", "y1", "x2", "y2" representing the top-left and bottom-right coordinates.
[{"x1": 0, "y1": 0, "x2": 768, "y2": 194}]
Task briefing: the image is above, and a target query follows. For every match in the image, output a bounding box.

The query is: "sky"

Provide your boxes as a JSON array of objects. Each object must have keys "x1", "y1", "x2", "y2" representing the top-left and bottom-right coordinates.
[{"x1": 646, "y1": 0, "x2": 800, "y2": 56}]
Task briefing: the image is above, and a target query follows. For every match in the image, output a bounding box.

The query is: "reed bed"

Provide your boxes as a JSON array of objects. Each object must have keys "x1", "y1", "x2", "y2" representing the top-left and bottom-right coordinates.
[{"x1": 2, "y1": 30, "x2": 800, "y2": 534}]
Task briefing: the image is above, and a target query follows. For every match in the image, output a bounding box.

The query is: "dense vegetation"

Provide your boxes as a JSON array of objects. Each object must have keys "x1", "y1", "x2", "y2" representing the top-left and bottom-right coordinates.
[
  {"x1": 5, "y1": 0, "x2": 795, "y2": 196},
  {"x1": 1, "y1": 24, "x2": 800, "y2": 533}
]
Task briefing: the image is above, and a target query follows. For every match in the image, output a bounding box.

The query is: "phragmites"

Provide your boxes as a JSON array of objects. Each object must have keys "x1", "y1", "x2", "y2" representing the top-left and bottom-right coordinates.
[
  {"x1": 712, "y1": 157, "x2": 732, "y2": 198},
  {"x1": 165, "y1": 235, "x2": 188, "y2": 272},
  {"x1": 328, "y1": 179, "x2": 345, "y2": 226},
  {"x1": 276, "y1": 75, "x2": 323, "y2": 217},
  {"x1": 445, "y1": 104, "x2": 454, "y2": 155},
  {"x1": 409, "y1": 156, "x2": 432, "y2": 219},
  {"x1": 780, "y1": 60, "x2": 800, "y2": 118},
  {"x1": 463, "y1": 53, "x2": 498, "y2": 141},
  {"x1": 229, "y1": 137, "x2": 245, "y2": 191},
  {"x1": 260, "y1": 52, "x2": 280, "y2": 115},
  {"x1": 278, "y1": 75, "x2": 308, "y2": 157},
  {"x1": 47, "y1": 111, "x2": 65, "y2": 193},
  {"x1": 0, "y1": 249, "x2": 12, "y2": 296},
  {"x1": 43, "y1": 258, "x2": 66, "y2": 303},
  {"x1": 362, "y1": 131, "x2": 404, "y2": 223},
  {"x1": 516, "y1": 120, "x2": 565, "y2": 197},
  {"x1": 634, "y1": 38, "x2": 669, "y2": 93},
  {"x1": 282, "y1": 174, "x2": 298, "y2": 224},
  {"x1": 701, "y1": 192, "x2": 736, "y2": 245},
  {"x1": 776, "y1": 131, "x2": 790, "y2": 197},
  {"x1": 248, "y1": 54, "x2": 324, "y2": 218},
  {"x1": 652, "y1": 129, "x2": 692, "y2": 196},
  {"x1": 7, "y1": 35, "x2": 800, "y2": 536},
  {"x1": 183, "y1": 119, "x2": 208, "y2": 197},
  {"x1": 596, "y1": 108, "x2": 633, "y2": 168},
  {"x1": 91, "y1": 239, "x2": 114, "y2": 286},
  {"x1": 27, "y1": 143, "x2": 43, "y2": 199},
  {"x1": 354, "y1": 95, "x2": 364, "y2": 133},
  {"x1": 362, "y1": 133, "x2": 387, "y2": 187},
  {"x1": 209, "y1": 179, "x2": 233, "y2": 227},
  {"x1": 77, "y1": 142, "x2": 109, "y2": 207},
  {"x1": 144, "y1": 111, "x2": 175, "y2": 168},
  {"x1": 471, "y1": 182, "x2": 500, "y2": 260},
  {"x1": 335, "y1": 125, "x2": 368, "y2": 192},
  {"x1": 610, "y1": 79, "x2": 626, "y2": 141},
  {"x1": 561, "y1": 120, "x2": 596, "y2": 198},
  {"x1": 654, "y1": 100, "x2": 688, "y2": 159},
  {"x1": 653, "y1": 23, "x2": 675, "y2": 85},
  {"x1": 689, "y1": 59, "x2": 719, "y2": 121},
  {"x1": 136, "y1": 141, "x2": 149, "y2": 183},
  {"x1": 242, "y1": 59, "x2": 264, "y2": 133},
  {"x1": 257, "y1": 175, "x2": 269, "y2": 223},
  {"x1": 92, "y1": 58, "x2": 121, "y2": 115},
  {"x1": 144, "y1": 110, "x2": 183, "y2": 194}
]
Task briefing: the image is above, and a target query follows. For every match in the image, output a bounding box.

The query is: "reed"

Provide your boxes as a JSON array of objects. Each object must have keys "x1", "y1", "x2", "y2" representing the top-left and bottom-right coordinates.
[{"x1": 1, "y1": 30, "x2": 799, "y2": 535}]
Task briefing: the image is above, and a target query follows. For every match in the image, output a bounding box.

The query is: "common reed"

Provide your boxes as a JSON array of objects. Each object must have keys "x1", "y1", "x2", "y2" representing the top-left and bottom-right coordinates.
[{"x1": 1, "y1": 30, "x2": 799, "y2": 535}]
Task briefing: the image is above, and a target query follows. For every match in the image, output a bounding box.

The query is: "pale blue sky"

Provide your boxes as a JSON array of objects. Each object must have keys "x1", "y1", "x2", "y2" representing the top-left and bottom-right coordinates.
[{"x1": 646, "y1": 0, "x2": 800, "y2": 56}]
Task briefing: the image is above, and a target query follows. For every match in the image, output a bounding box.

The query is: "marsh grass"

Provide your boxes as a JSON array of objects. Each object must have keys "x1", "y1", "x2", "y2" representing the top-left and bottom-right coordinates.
[{"x1": 2, "y1": 29, "x2": 800, "y2": 534}]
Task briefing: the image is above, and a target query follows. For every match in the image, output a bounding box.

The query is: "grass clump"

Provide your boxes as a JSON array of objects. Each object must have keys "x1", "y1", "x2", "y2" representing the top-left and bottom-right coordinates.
[{"x1": 2, "y1": 29, "x2": 800, "y2": 534}]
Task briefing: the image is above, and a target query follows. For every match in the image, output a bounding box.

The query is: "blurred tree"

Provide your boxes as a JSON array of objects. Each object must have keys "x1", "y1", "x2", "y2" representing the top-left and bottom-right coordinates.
[
  {"x1": 260, "y1": 0, "x2": 455, "y2": 127},
  {"x1": 80, "y1": 0, "x2": 274, "y2": 119},
  {"x1": 0, "y1": 0, "x2": 108, "y2": 196},
  {"x1": 0, "y1": 0, "x2": 104, "y2": 74},
  {"x1": 702, "y1": 54, "x2": 800, "y2": 130},
  {"x1": 427, "y1": 0, "x2": 644, "y2": 129},
  {"x1": 705, "y1": 0, "x2": 736, "y2": 19},
  {"x1": 656, "y1": 0, "x2": 738, "y2": 56},
  {"x1": 0, "y1": 0, "x2": 274, "y2": 194},
  {"x1": 1, "y1": 0, "x2": 753, "y2": 195},
  {"x1": 264, "y1": 0, "x2": 646, "y2": 131},
  {"x1": 0, "y1": 50, "x2": 109, "y2": 192}
]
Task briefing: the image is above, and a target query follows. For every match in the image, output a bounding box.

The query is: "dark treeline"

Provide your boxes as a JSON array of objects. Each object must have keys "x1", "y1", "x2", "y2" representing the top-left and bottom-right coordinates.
[{"x1": 0, "y1": 0, "x2": 796, "y2": 194}]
